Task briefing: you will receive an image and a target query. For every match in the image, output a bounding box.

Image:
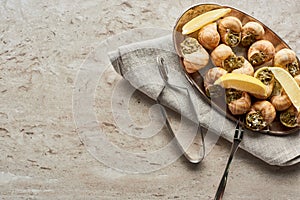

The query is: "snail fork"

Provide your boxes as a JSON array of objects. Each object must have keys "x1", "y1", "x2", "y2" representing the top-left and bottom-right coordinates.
[{"x1": 214, "y1": 118, "x2": 244, "y2": 200}]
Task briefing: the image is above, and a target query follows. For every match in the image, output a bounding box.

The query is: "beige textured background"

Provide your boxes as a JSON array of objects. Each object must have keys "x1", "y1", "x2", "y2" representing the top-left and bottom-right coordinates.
[{"x1": 0, "y1": 0, "x2": 299, "y2": 199}]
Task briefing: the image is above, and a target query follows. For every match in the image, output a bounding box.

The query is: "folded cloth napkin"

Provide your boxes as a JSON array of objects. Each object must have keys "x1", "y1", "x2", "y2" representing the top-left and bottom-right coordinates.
[{"x1": 108, "y1": 34, "x2": 300, "y2": 166}]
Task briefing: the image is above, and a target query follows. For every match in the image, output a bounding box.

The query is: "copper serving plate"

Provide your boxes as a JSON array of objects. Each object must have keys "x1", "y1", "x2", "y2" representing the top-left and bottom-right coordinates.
[{"x1": 173, "y1": 4, "x2": 299, "y2": 135}]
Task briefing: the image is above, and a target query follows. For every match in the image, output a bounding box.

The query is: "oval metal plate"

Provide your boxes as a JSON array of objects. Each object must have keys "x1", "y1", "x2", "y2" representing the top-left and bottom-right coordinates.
[{"x1": 173, "y1": 4, "x2": 299, "y2": 135}]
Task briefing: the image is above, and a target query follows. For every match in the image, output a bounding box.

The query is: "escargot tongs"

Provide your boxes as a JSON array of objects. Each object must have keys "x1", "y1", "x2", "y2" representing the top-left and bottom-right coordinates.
[{"x1": 156, "y1": 56, "x2": 205, "y2": 163}]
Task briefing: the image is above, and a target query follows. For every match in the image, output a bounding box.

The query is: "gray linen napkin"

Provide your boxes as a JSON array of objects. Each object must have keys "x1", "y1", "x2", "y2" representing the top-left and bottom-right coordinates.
[{"x1": 108, "y1": 34, "x2": 300, "y2": 166}]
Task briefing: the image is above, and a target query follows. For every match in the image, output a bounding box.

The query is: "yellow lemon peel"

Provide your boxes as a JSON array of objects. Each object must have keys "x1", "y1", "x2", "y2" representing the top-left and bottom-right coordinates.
[
  {"x1": 214, "y1": 73, "x2": 267, "y2": 97},
  {"x1": 269, "y1": 67, "x2": 300, "y2": 112},
  {"x1": 182, "y1": 8, "x2": 231, "y2": 35}
]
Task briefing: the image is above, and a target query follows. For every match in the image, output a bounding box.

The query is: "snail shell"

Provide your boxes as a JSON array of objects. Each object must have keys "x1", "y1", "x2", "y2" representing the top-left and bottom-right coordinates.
[
  {"x1": 280, "y1": 106, "x2": 300, "y2": 128},
  {"x1": 204, "y1": 67, "x2": 227, "y2": 90},
  {"x1": 241, "y1": 21, "x2": 265, "y2": 47},
  {"x1": 182, "y1": 59, "x2": 205, "y2": 73},
  {"x1": 232, "y1": 58, "x2": 254, "y2": 76},
  {"x1": 204, "y1": 67, "x2": 227, "y2": 97},
  {"x1": 246, "y1": 100, "x2": 276, "y2": 130},
  {"x1": 274, "y1": 48, "x2": 297, "y2": 67},
  {"x1": 218, "y1": 16, "x2": 242, "y2": 47},
  {"x1": 198, "y1": 22, "x2": 220, "y2": 50},
  {"x1": 180, "y1": 37, "x2": 210, "y2": 73},
  {"x1": 253, "y1": 66, "x2": 275, "y2": 99},
  {"x1": 270, "y1": 89, "x2": 292, "y2": 111},
  {"x1": 222, "y1": 55, "x2": 247, "y2": 73},
  {"x1": 226, "y1": 89, "x2": 251, "y2": 115},
  {"x1": 211, "y1": 45, "x2": 253, "y2": 74},
  {"x1": 210, "y1": 44, "x2": 234, "y2": 67},
  {"x1": 248, "y1": 40, "x2": 275, "y2": 66},
  {"x1": 251, "y1": 101, "x2": 276, "y2": 124},
  {"x1": 274, "y1": 48, "x2": 299, "y2": 76}
]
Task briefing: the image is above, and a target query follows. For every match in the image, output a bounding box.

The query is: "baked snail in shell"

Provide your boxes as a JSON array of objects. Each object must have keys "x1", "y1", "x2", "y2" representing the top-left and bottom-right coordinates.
[
  {"x1": 211, "y1": 44, "x2": 251, "y2": 74},
  {"x1": 198, "y1": 22, "x2": 220, "y2": 50},
  {"x1": 218, "y1": 16, "x2": 242, "y2": 47},
  {"x1": 241, "y1": 21, "x2": 265, "y2": 47},
  {"x1": 280, "y1": 106, "x2": 300, "y2": 128},
  {"x1": 210, "y1": 44, "x2": 234, "y2": 68},
  {"x1": 226, "y1": 89, "x2": 251, "y2": 115},
  {"x1": 204, "y1": 67, "x2": 227, "y2": 97},
  {"x1": 271, "y1": 90, "x2": 292, "y2": 112},
  {"x1": 231, "y1": 59, "x2": 254, "y2": 76},
  {"x1": 270, "y1": 84, "x2": 292, "y2": 111},
  {"x1": 180, "y1": 37, "x2": 210, "y2": 73},
  {"x1": 245, "y1": 101, "x2": 276, "y2": 130},
  {"x1": 274, "y1": 48, "x2": 299, "y2": 76},
  {"x1": 253, "y1": 67, "x2": 275, "y2": 99},
  {"x1": 248, "y1": 40, "x2": 275, "y2": 66}
]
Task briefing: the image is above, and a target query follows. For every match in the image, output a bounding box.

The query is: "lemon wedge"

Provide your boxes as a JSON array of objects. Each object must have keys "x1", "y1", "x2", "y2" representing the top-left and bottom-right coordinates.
[
  {"x1": 182, "y1": 8, "x2": 231, "y2": 35},
  {"x1": 269, "y1": 67, "x2": 300, "y2": 112},
  {"x1": 214, "y1": 73, "x2": 267, "y2": 97}
]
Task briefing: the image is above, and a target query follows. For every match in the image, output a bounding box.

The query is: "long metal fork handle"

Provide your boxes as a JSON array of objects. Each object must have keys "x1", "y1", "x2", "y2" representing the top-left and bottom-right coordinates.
[
  {"x1": 214, "y1": 140, "x2": 241, "y2": 200},
  {"x1": 214, "y1": 121, "x2": 244, "y2": 200}
]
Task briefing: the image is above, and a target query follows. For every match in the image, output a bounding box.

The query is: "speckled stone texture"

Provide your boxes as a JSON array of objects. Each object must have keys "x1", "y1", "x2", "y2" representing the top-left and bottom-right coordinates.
[{"x1": 0, "y1": 0, "x2": 299, "y2": 199}]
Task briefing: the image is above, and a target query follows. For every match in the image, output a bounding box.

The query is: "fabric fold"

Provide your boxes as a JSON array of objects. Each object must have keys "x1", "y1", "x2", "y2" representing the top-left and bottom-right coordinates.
[{"x1": 108, "y1": 34, "x2": 300, "y2": 166}]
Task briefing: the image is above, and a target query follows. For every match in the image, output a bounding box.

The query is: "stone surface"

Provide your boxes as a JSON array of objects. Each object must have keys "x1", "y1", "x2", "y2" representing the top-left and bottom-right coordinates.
[{"x1": 0, "y1": 0, "x2": 299, "y2": 199}]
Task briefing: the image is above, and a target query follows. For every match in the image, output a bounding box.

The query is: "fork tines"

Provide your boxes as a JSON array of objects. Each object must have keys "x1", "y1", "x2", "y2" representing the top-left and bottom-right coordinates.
[{"x1": 234, "y1": 119, "x2": 244, "y2": 141}]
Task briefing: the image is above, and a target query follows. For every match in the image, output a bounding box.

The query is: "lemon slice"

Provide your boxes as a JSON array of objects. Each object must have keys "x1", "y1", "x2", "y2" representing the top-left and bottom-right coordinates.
[
  {"x1": 269, "y1": 67, "x2": 300, "y2": 112},
  {"x1": 214, "y1": 73, "x2": 267, "y2": 97},
  {"x1": 182, "y1": 8, "x2": 231, "y2": 35}
]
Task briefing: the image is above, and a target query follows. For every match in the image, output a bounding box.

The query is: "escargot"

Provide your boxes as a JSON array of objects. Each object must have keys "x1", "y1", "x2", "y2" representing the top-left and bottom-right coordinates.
[
  {"x1": 248, "y1": 40, "x2": 275, "y2": 66},
  {"x1": 253, "y1": 67, "x2": 275, "y2": 99},
  {"x1": 231, "y1": 59, "x2": 254, "y2": 76},
  {"x1": 241, "y1": 21, "x2": 265, "y2": 47},
  {"x1": 204, "y1": 67, "x2": 227, "y2": 97},
  {"x1": 180, "y1": 37, "x2": 210, "y2": 73},
  {"x1": 270, "y1": 89, "x2": 292, "y2": 111},
  {"x1": 210, "y1": 44, "x2": 234, "y2": 68},
  {"x1": 226, "y1": 88, "x2": 251, "y2": 115},
  {"x1": 218, "y1": 16, "x2": 242, "y2": 47},
  {"x1": 198, "y1": 22, "x2": 220, "y2": 50},
  {"x1": 274, "y1": 48, "x2": 299, "y2": 76},
  {"x1": 210, "y1": 44, "x2": 245, "y2": 72},
  {"x1": 246, "y1": 101, "x2": 276, "y2": 130},
  {"x1": 280, "y1": 106, "x2": 300, "y2": 128}
]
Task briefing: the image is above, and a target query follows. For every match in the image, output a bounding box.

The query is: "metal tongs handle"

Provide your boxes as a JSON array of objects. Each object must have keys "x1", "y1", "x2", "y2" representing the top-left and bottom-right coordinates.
[
  {"x1": 156, "y1": 56, "x2": 205, "y2": 163},
  {"x1": 157, "y1": 56, "x2": 170, "y2": 86},
  {"x1": 214, "y1": 119, "x2": 244, "y2": 200}
]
